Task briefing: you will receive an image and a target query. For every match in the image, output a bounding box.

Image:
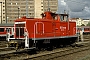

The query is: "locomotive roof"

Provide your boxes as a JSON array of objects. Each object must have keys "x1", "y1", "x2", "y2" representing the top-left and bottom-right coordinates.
[
  {"x1": 0, "y1": 24, "x2": 14, "y2": 27},
  {"x1": 59, "y1": 14, "x2": 68, "y2": 16},
  {"x1": 50, "y1": 12, "x2": 68, "y2": 17},
  {"x1": 15, "y1": 11, "x2": 69, "y2": 22}
]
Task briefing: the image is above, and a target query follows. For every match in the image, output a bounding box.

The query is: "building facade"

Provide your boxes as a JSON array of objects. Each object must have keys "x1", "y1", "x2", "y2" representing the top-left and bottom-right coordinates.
[
  {"x1": 0, "y1": 0, "x2": 5, "y2": 24},
  {"x1": 6, "y1": 0, "x2": 35, "y2": 23},
  {"x1": 2, "y1": 0, "x2": 58, "y2": 24},
  {"x1": 76, "y1": 18, "x2": 84, "y2": 26},
  {"x1": 83, "y1": 19, "x2": 90, "y2": 26}
]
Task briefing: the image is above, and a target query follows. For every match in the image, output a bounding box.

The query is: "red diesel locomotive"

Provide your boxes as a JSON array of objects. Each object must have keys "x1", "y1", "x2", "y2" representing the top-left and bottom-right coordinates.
[{"x1": 8, "y1": 11, "x2": 78, "y2": 49}]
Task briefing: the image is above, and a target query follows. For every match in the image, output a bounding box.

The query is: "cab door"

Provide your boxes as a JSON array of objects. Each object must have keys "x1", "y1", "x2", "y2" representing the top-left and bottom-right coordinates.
[{"x1": 15, "y1": 23, "x2": 25, "y2": 38}]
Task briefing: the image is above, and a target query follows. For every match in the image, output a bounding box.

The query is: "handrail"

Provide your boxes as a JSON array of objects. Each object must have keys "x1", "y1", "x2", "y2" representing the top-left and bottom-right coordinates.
[
  {"x1": 34, "y1": 22, "x2": 44, "y2": 45},
  {"x1": 15, "y1": 27, "x2": 29, "y2": 48},
  {"x1": 24, "y1": 27, "x2": 29, "y2": 48},
  {"x1": 73, "y1": 27, "x2": 77, "y2": 35}
]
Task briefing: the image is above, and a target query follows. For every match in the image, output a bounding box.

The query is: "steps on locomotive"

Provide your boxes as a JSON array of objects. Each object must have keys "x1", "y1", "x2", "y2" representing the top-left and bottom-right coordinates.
[{"x1": 7, "y1": 39, "x2": 24, "y2": 48}]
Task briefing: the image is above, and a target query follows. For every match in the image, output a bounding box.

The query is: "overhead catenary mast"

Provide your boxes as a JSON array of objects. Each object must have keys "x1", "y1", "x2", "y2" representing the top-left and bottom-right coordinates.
[
  {"x1": 26, "y1": 0, "x2": 28, "y2": 18},
  {"x1": 48, "y1": 0, "x2": 50, "y2": 11}
]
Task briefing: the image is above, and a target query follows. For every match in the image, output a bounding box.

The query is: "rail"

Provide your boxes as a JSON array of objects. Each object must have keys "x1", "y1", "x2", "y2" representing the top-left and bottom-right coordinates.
[
  {"x1": 1, "y1": 41, "x2": 90, "y2": 60},
  {"x1": 24, "y1": 43, "x2": 90, "y2": 60}
]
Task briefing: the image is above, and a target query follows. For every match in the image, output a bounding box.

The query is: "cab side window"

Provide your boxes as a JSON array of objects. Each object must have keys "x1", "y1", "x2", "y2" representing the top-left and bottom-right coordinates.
[{"x1": 60, "y1": 14, "x2": 68, "y2": 22}]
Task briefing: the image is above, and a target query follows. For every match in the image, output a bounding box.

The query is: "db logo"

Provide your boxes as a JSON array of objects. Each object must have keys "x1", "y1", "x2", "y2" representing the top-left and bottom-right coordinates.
[{"x1": 60, "y1": 26, "x2": 66, "y2": 31}]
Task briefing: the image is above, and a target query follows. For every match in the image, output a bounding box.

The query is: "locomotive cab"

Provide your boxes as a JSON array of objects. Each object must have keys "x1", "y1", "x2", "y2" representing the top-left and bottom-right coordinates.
[{"x1": 41, "y1": 11, "x2": 69, "y2": 22}]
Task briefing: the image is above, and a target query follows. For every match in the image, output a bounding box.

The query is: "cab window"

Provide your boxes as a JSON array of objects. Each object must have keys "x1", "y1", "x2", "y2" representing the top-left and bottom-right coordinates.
[
  {"x1": 53, "y1": 15, "x2": 58, "y2": 20},
  {"x1": 0, "y1": 28, "x2": 4, "y2": 32},
  {"x1": 60, "y1": 14, "x2": 68, "y2": 22}
]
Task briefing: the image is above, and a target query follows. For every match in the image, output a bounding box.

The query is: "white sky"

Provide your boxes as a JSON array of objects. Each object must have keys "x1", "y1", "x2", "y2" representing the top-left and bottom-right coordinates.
[{"x1": 57, "y1": 0, "x2": 90, "y2": 19}]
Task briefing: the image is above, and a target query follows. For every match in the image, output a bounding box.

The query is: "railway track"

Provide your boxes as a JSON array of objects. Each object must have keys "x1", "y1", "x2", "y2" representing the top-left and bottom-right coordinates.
[
  {"x1": 0, "y1": 41, "x2": 90, "y2": 60},
  {"x1": 22, "y1": 43, "x2": 90, "y2": 60},
  {"x1": 0, "y1": 35, "x2": 90, "y2": 60},
  {"x1": 0, "y1": 47, "x2": 16, "y2": 53},
  {"x1": 0, "y1": 41, "x2": 7, "y2": 48}
]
